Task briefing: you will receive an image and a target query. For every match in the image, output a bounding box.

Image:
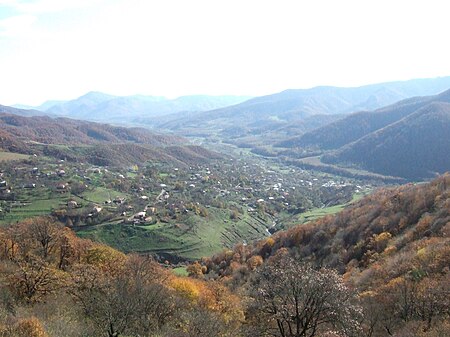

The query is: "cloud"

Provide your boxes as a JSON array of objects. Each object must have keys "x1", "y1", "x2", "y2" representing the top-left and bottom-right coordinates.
[
  {"x1": 0, "y1": 14, "x2": 36, "y2": 37},
  {"x1": 0, "y1": 0, "x2": 103, "y2": 14}
]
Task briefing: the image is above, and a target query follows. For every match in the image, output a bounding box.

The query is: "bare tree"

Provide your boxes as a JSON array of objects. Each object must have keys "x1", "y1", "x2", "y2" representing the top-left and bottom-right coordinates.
[
  {"x1": 246, "y1": 256, "x2": 362, "y2": 337},
  {"x1": 68, "y1": 256, "x2": 175, "y2": 337},
  {"x1": 28, "y1": 217, "x2": 64, "y2": 260}
]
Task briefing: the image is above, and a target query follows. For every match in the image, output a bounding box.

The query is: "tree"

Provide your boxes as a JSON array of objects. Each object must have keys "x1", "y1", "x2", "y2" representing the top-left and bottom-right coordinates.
[
  {"x1": 8, "y1": 256, "x2": 63, "y2": 304},
  {"x1": 246, "y1": 256, "x2": 362, "y2": 337},
  {"x1": 27, "y1": 217, "x2": 65, "y2": 260},
  {"x1": 69, "y1": 256, "x2": 175, "y2": 337}
]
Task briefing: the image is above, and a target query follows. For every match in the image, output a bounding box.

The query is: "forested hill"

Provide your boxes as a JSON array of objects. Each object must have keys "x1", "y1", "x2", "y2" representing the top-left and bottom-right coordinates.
[
  {"x1": 204, "y1": 173, "x2": 449, "y2": 276},
  {"x1": 0, "y1": 112, "x2": 223, "y2": 167},
  {"x1": 323, "y1": 102, "x2": 450, "y2": 179},
  {"x1": 278, "y1": 88, "x2": 450, "y2": 150},
  {"x1": 199, "y1": 174, "x2": 450, "y2": 335},
  {"x1": 0, "y1": 104, "x2": 51, "y2": 117},
  {"x1": 0, "y1": 113, "x2": 182, "y2": 146}
]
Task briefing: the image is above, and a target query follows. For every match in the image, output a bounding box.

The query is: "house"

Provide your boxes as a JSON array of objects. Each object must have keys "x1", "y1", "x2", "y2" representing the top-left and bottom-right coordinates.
[
  {"x1": 147, "y1": 207, "x2": 157, "y2": 215},
  {"x1": 0, "y1": 181, "x2": 7, "y2": 189},
  {"x1": 113, "y1": 197, "x2": 125, "y2": 204},
  {"x1": 56, "y1": 183, "x2": 67, "y2": 193},
  {"x1": 67, "y1": 200, "x2": 78, "y2": 208},
  {"x1": 92, "y1": 206, "x2": 102, "y2": 214},
  {"x1": 24, "y1": 183, "x2": 36, "y2": 189},
  {"x1": 134, "y1": 211, "x2": 146, "y2": 219}
]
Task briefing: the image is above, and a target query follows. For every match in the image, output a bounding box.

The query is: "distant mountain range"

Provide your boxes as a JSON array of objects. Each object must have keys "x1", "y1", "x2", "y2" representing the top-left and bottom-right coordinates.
[
  {"x1": 14, "y1": 92, "x2": 252, "y2": 123},
  {"x1": 158, "y1": 76, "x2": 450, "y2": 135},
  {"x1": 322, "y1": 101, "x2": 450, "y2": 179}
]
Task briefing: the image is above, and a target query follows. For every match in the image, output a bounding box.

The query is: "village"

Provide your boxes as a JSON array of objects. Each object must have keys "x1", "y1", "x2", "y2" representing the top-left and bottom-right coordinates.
[{"x1": 0, "y1": 153, "x2": 373, "y2": 259}]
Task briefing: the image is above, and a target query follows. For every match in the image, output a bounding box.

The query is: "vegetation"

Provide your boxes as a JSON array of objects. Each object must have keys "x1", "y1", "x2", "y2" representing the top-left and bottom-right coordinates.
[
  {"x1": 0, "y1": 152, "x2": 30, "y2": 162},
  {"x1": 246, "y1": 256, "x2": 362, "y2": 337},
  {"x1": 323, "y1": 101, "x2": 450, "y2": 179},
  {"x1": 0, "y1": 173, "x2": 448, "y2": 336},
  {"x1": 0, "y1": 217, "x2": 243, "y2": 337},
  {"x1": 198, "y1": 174, "x2": 450, "y2": 336}
]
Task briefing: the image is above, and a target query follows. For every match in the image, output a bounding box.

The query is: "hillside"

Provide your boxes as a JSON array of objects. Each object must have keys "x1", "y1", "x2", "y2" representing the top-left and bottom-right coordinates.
[
  {"x1": 199, "y1": 174, "x2": 450, "y2": 335},
  {"x1": 0, "y1": 217, "x2": 244, "y2": 337},
  {"x1": 322, "y1": 102, "x2": 450, "y2": 179},
  {"x1": 279, "y1": 89, "x2": 450, "y2": 150},
  {"x1": 0, "y1": 112, "x2": 226, "y2": 167},
  {"x1": 203, "y1": 173, "x2": 449, "y2": 275},
  {"x1": 0, "y1": 113, "x2": 181, "y2": 146}
]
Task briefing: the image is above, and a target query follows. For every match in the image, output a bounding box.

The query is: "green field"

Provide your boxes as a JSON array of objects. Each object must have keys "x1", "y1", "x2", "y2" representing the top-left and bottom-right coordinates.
[
  {"x1": 0, "y1": 151, "x2": 30, "y2": 161},
  {"x1": 0, "y1": 192, "x2": 71, "y2": 224},
  {"x1": 172, "y1": 266, "x2": 188, "y2": 276},
  {"x1": 81, "y1": 187, "x2": 128, "y2": 203},
  {"x1": 279, "y1": 191, "x2": 367, "y2": 228},
  {"x1": 76, "y1": 206, "x2": 273, "y2": 260}
]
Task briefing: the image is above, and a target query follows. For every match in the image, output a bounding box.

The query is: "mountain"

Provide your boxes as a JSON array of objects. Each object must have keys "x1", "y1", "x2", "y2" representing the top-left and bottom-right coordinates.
[
  {"x1": 46, "y1": 91, "x2": 119, "y2": 117},
  {"x1": 159, "y1": 76, "x2": 450, "y2": 135},
  {"x1": 45, "y1": 92, "x2": 251, "y2": 122},
  {"x1": 271, "y1": 89, "x2": 450, "y2": 180},
  {"x1": 322, "y1": 101, "x2": 450, "y2": 179},
  {"x1": 278, "y1": 89, "x2": 450, "y2": 149}
]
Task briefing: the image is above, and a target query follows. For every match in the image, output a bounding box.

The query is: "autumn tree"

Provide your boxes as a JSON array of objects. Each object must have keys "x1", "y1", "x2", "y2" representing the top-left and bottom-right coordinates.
[
  {"x1": 24, "y1": 217, "x2": 65, "y2": 261},
  {"x1": 246, "y1": 256, "x2": 362, "y2": 337},
  {"x1": 8, "y1": 256, "x2": 63, "y2": 304},
  {"x1": 69, "y1": 255, "x2": 175, "y2": 337}
]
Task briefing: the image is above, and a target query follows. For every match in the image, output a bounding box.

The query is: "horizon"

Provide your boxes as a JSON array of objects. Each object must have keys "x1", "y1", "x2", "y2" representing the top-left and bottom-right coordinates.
[
  {"x1": 9, "y1": 74, "x2": 450, "y2": 108},
  {"x1": 1, "y1": 0, "x2": 450, "y2": 106}
]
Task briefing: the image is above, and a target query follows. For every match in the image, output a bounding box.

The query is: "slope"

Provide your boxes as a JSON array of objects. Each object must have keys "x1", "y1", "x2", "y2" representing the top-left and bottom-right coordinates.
[
  {"x1": 204, "y1": 173, "x2": 450, "y2": 289},
  {"x1": 0, "y1": 112, "x2": 223, "y2": 167},
  {"x1": 322, "y1": 102, "x2": 450, "y2": 179}
]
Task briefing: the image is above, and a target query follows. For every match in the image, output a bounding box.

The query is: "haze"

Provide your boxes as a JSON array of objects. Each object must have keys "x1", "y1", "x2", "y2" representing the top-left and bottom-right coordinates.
[{"x1": 1, "y1": 0, "x2": 449, "y2": 106}]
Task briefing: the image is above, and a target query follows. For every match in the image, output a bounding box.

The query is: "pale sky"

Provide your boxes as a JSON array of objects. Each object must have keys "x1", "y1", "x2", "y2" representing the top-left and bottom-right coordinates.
[{"x1": 1, "y1": 0, "x2": 450, "y2": 106}]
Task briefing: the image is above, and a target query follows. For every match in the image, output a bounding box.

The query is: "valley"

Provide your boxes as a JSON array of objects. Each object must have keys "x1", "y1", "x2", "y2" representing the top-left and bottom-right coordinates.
[
  {"x1": 1, "y1": 80, "x2": 449, "y2": 264},
  {"x1": 0, "y1": 81, "x2": 449, "y2": 337}
]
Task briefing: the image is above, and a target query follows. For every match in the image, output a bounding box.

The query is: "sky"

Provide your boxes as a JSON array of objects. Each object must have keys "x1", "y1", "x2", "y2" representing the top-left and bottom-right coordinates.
[{"x1": 1, "y1": 0, "x2": 450, "y2": 106}]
